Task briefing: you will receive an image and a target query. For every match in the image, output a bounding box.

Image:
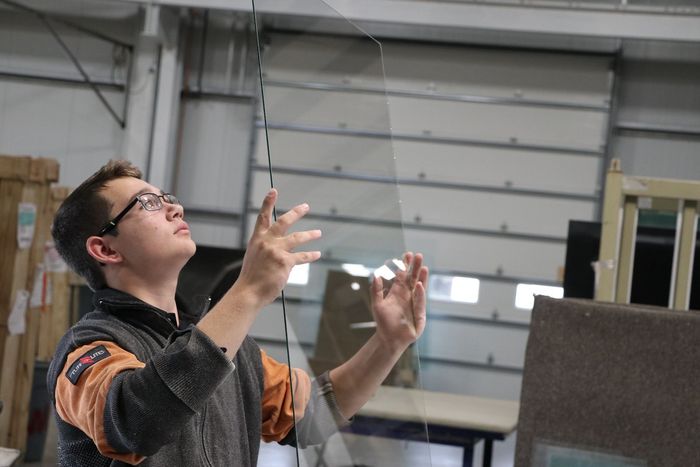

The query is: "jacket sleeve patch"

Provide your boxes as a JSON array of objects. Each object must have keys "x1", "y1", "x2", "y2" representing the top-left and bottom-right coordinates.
[
  {"x1": 65, "y1": 345, "x2": 111, "y2": 385},
  {"x1": 55, "y1": 340, "x2": 146, "y2": 464}
]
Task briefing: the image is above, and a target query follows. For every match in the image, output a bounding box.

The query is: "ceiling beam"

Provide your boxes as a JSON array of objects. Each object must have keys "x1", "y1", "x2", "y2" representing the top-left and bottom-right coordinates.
[{"x1": 118, "y1": 0, "x2": 700, "y2": 43}]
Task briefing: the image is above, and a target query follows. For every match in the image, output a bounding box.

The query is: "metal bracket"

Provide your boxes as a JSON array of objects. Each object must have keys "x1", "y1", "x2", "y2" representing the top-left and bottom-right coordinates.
[{"x1": 0, "y1": 0, "x2": 135, "y2": 128}]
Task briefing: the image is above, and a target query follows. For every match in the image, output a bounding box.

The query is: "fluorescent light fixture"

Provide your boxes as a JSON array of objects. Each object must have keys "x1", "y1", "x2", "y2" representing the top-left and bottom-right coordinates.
[
  {"x1": 515, "y1": 283, "x2": 563, "y2": 310},
  {"x1": 342, "y1": 263, "x2": 372, "y2": 277},
  {"x1": 287, "y1": 263, "x2": 309, "y2": 286},
  {"x1": 429, "y1": 274, "x2": 479, "y2": 304}
]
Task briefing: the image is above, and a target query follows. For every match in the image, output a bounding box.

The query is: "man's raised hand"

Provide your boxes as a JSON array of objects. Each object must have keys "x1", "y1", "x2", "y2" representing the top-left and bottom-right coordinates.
[
  {"x1": 235, "y1": 189, "x2": 322, "y2": 308},
  {"x1": 371, "y1": 252, "x2": 429, "y2": 353}
]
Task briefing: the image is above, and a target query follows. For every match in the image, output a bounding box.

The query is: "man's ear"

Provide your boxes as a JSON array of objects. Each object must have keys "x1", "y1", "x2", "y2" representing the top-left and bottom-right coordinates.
[{"x1": 86, "y1": 236, "x2": 122, "y2": 265}]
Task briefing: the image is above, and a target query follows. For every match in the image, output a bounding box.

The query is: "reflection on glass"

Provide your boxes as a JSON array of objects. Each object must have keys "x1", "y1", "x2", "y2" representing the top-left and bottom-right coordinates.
[{"x1": 252, "y1": 0, "x2": 431, "y2": 465}]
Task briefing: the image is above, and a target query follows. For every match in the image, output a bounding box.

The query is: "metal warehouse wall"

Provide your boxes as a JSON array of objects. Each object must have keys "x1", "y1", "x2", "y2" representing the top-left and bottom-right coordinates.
[{"x1": 1, "y1": 5, "x2": 700, "y2": 465}]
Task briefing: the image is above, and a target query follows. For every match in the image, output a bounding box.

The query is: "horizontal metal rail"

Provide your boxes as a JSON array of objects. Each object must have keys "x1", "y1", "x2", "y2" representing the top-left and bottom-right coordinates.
[
  {"x1": 263, "y1": 79, "x2": 610, "y2": 112},
  {"x1": 181, "y1": 88, "x2": 255, "y2": 101},
  {"x1": 250, "y1": 163, "x2": 599, "y2": 202},
  {"x1": 616, "y1": 120, "x2": 700, "y2": 138},
  {"x1": 242, "y1": 206, "x2": 567, "y2": 243},
  {"x1": 257, "y1": 121, "x2": 604, "y2": 157},
  {"x1": 0, "y1": 69, "x2": 125, "y2": 90}
]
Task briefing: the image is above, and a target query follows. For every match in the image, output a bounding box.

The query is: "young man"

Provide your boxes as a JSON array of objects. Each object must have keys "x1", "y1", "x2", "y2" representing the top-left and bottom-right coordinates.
[{"x1": 47, "y1": 160, "x2": 428, "y2": 466}]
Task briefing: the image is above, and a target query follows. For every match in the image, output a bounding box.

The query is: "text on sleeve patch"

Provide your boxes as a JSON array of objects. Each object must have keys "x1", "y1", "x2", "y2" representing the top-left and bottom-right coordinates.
[{"x1": 65, "y1": 345, "x2": 111, "y2": 385}]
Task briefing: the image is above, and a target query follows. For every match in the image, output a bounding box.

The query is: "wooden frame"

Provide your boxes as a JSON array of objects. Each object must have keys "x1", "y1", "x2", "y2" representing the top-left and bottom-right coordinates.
[{"x1": 596, "y1": 159, "x2": 700, "y2": 310}]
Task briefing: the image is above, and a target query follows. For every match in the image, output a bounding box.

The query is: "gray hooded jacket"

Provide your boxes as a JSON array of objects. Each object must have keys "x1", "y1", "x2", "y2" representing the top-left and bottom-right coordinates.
[{"x1": 47, "y1": 288, "x2": 347, "y2": 466}]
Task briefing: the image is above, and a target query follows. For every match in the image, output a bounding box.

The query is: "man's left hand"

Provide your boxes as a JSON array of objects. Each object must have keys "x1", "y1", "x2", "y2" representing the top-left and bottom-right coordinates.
[{"x1": 371, "y1": 252, "x2": 429, "y2": 353}]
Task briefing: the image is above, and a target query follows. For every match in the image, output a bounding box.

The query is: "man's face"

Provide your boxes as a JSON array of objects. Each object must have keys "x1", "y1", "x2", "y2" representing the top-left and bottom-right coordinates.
[{"x1": 100, "y1": 177, "x2": 196, "y2": 276}]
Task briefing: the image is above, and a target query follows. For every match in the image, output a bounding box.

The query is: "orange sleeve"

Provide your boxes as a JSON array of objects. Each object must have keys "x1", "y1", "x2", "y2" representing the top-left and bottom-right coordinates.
[
  {"x1": 55, "y1": 340, "x2": 146, "y2": 465},
  {"x1": 260, "y1": 350, "x2": 312, "y2": 442}
]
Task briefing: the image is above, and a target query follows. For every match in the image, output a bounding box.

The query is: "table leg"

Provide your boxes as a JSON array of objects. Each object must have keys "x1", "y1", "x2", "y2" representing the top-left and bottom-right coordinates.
[
  {"x1": 462, "y1": 442, "x2": 474, "y2": 467},
  {"x1": 482, "y1": 439, "x2": 493, "y2": 467}
]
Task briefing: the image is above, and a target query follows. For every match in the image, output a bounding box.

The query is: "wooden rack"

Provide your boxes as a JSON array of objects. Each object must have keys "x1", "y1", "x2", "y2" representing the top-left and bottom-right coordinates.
[
  {"x1": 596, "y1": 159, "x2": 700, "y2": 310},
  {"x1": 0, "y1": 155, "x2": 71, "y2": 457}
]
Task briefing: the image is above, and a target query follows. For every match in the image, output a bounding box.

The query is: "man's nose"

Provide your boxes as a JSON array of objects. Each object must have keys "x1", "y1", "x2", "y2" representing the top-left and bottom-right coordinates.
[{"x1": 166, "y1": 202, "x2": 184, "y2": 219}]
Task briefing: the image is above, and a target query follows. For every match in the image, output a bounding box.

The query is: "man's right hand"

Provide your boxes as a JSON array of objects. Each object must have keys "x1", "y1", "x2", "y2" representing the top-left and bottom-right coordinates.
[{"x1": 234, "y1": 188, "x2": 322, "y2": 309}]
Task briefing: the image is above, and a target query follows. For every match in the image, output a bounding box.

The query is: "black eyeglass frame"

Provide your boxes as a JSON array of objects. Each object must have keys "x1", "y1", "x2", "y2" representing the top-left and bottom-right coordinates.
[{"x1": 97, "y1": 192, "x2": 179, "y2": 237}]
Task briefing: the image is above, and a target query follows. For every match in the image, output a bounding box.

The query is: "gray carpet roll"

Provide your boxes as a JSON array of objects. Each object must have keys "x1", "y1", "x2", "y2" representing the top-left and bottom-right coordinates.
[{"x1": 515, "y1": 297, "x2": 700, "y2": 467}]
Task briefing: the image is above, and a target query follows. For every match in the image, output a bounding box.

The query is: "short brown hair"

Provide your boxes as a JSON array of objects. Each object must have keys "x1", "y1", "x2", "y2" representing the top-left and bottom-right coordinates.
[{"x1": 52, "y1": 160, "x2": 142, "y2": 290}]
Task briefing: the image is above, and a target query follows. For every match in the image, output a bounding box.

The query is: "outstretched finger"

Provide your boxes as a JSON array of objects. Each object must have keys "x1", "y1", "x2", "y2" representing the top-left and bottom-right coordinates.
[
  {"x1": 398, "y1": 252, "x2": 420, "y2": 289},
  {"x1": 403, "y1": 252, "x2": 414, "y2": 271},
  {"x1": 409, "y1": 253, "x2": 423, "y2": 284},
  {"x1": 292, "y1": 250, "x2": 322, "y2": 265},
  {"x1": 271, "y1": 203, "x2": 310, "y2": 236},
  {"x1": 417, "y1": 265, "x2": 429, "y2": 288},
  {"x1": 283, "y1": 229, "x2": 322, "y2": 250},
  {"x1": 412, "y1": 282, "x2": 427, "y2": 337},
  {"x1": 254, "y1": 189, "x2": 277, "y2": 233}
]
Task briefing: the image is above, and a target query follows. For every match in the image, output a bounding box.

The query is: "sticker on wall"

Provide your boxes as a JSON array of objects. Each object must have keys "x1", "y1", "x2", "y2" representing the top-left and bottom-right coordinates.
[
  {"x1": 45, "y1": 240, "x2": 67, "y2": 273},
  {"x1": 17, "y1": 202, "x2": 37, "y2": 250},
  {"x1": 8, "y1": 290, "x2": 30, "y2": 335},
  {"x1": 30, "y1": 263, "x2": 52, "y2": 309}
]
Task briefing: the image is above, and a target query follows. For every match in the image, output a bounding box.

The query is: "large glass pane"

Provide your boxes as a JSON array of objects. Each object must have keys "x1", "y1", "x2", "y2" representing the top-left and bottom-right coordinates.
[{"x1": 251, "y1": 1, "x2": 432, "y2": 465}]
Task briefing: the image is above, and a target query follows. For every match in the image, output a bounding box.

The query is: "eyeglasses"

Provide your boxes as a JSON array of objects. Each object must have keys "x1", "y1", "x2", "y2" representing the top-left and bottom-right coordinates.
[{"x1": 98, "y1": 192, "x2": 180, "y2": 237}]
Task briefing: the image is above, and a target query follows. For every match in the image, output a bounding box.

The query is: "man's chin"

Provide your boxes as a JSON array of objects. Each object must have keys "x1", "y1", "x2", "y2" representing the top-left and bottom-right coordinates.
[
  {"x1": 182, "y1": 240, "x2": 196, "y2": 261},
  {"x1": 170, "y1": 241, "x2": 196, "y2": 271}
]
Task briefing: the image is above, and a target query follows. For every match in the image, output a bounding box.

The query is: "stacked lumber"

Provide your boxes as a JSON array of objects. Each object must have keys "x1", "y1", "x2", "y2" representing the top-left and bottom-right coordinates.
[{"x1": 0, "y1": 155, "x2": 71, "y2": 457}]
